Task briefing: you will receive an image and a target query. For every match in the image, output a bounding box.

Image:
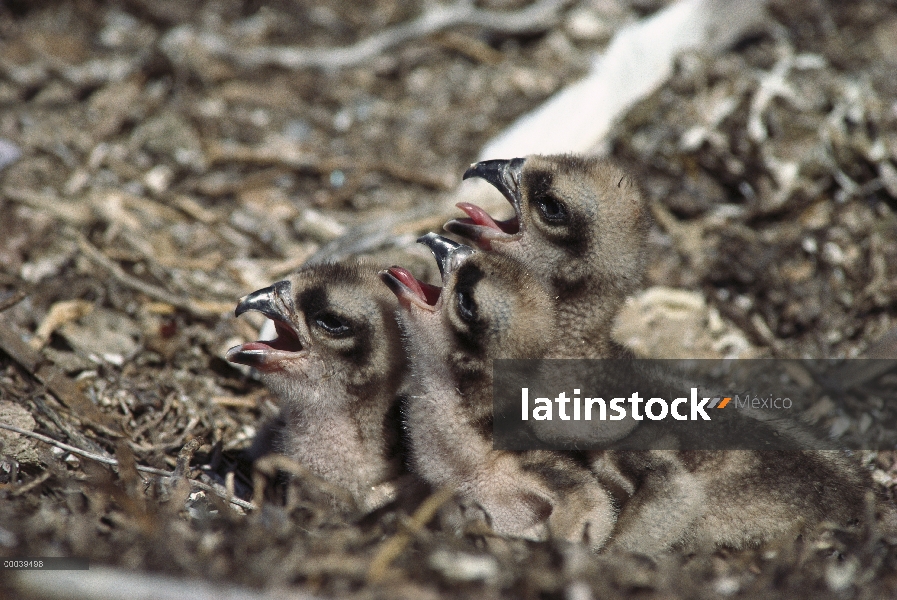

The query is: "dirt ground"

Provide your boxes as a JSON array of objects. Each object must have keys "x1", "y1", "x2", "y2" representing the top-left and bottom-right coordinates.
[{"x1": 1, "y1": 0, "x2": 897, "y2": 598}]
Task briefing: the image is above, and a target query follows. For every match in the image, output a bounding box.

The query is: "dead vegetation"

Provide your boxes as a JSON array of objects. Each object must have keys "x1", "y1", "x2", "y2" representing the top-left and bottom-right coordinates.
[{"x1": 1, "y1": 0, "x2": 897, "y2": 598}]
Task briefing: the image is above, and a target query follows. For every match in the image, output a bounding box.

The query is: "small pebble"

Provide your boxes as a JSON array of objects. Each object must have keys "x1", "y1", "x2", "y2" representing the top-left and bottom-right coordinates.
[{"x1": 0, "y1": 139, "x2": 22, "y2": 170}]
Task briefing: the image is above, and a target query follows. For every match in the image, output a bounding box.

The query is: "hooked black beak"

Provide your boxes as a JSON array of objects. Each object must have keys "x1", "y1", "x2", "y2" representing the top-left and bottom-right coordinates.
[
  {"x1": 234, "y1": 280, "x2": 293, "y2": 321},
  {"x1": 417, "y1": 233, "x2": 475, "y2": 280},
  {"x1": 462, "y1": 158, "x2": 526, "y2": 208},
  {"x1": 228, "y1": 279, "x2": 303, "y2": 370}
]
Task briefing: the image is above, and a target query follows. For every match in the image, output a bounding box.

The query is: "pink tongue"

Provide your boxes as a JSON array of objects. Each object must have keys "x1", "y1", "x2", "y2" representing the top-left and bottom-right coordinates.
[
  {"x1": 387, "y1": 267, "x2": 428, "y2": 303},
  {"x1": 456, "y1": 202, "x2": 502, "y2": 231},
  {"x1": 240, "y1": 341, "x2": 272, "y2": 351}
]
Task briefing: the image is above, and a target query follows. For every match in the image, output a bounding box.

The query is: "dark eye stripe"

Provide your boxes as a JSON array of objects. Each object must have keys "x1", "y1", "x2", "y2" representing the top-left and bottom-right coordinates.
[
  {"x1": 298, "y1": 284, "x2": 373, "y2": 367},
  {"x1": 298, "y1": 285, "x2": 329, "y2": 321},
  {"x1": 453, "y1": 264, "x2": 484, "y2": 326},
  {"x1": 522, "y1": 168, "x2": 589, "y2": 257},
  {"x1": 337, "y1": 329, "x2": 372, "y2": 367},
  {"x1": 542, "y1": 227, "x2": 588, "y2": 257},
  {"x1": 450, "y1": 264, "x2": 489, "y2": 358}
]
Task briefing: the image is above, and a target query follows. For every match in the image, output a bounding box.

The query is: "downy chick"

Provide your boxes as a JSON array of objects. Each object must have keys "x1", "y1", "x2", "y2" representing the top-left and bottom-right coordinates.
[
  {"x1": 449, "y1": 156, "x2": 870, "y2": 554},
  {"x1": 446, "y1": 154, "x2": 649, "y2": 358},
  {"x1": 597, "y1": 444, "x2": 869, "y2": 554},
  {"x1": 226, "y1": 262, "x2": 406, "y2": 510},
  {"x1": 381, "y1": 233, "x2": 616, "y2": 548}
]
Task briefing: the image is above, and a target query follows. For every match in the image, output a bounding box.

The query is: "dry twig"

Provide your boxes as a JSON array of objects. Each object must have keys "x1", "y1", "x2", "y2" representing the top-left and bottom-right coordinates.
[
  {"x1": 2, "y1": 187, "x2": 92, "y2": 224},
  {"x1": 0, "y1": 290, "x2": 27, "y2": 313},
  {"x1": 432, "y1": 31, "x2": 505, "y2": 64},
  {"x1": 29, "y1": 299, "x2": 94, "y2": 351},
  {"x1": 0, "y1": 422, "x2": 256, "y2": 512},
  {"x1": 367, "y1": 486, "x2": 455, "y2": 582},
  {"x1": 206, "y1": 140, "x2": 454, "y2": 190},
  {"x1": 0, "y1": 320, "x2": 115, "y2": 429},
  {"x1": 219, "y1": 0, "x2": 568, "y2": 70},
  {"x1": 251, "y1": 453, "x2": 356, "y2": 509},
  {"x1": 71, "y1": 231, "x2": 232, "y2": 318}
]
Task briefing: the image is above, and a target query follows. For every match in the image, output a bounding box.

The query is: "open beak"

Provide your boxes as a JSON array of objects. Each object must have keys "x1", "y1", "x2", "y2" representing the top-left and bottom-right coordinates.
[
  {"x1": 418, "y1": 232, "x2": 474, "y2": 280},
  {"x1": 444, "y1": 158, "x2": 526, "y2": 249},
  {"x1": 226, "y1": 280, "x2": 305, "y2": 371},
  {"x1": 380, "y1": 234, "x2": 475, "y2": 311},
  {"x1": 234, "y1": 281, "x2": 291, "y2": 321}
]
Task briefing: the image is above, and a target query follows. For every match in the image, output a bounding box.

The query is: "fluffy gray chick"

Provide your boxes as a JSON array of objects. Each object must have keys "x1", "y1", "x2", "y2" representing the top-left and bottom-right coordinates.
[
  {"x1": 381, "y1": 234, "x2": 616, "y2": 549},
  {"x1": 227, "y1": 262, "x2": 406, "y2": 510}
]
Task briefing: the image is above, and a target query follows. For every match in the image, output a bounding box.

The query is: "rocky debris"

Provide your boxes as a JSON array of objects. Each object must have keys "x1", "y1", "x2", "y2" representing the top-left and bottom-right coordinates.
[
  {"x1": 0, "y1": 401, "x2": 40, "y2": 466},
  {"x1": 613, "y1": 286, "x2": 759, "y2": 359}
]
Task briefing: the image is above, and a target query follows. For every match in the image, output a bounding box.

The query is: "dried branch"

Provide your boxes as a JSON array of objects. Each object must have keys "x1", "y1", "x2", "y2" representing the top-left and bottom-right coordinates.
[
  {"x1": 251, "y1": 453, "x2": 356, "y2": 509},
  {"x1": 226, "y1": 0, "x2": 568, "y2": 70},
  {"x1": 0, "y1": 422, "x2": 256, "y2": 512},
  {"x1": 367, "y1": 486, "x2": 455, "y2": 582},
  {"x1": 8, "y1": 471, "x2": 52, "y2": 497},
  {"x1": 432, "y1": 31, "x2": 505, "y2": 64},
  {"x1": 0, "y1": 289, "x2": 26, "y2": 313},
  {"x1": 0, "y1": 320, "x2": 116, "y2": 430},
  {"x1": 2, "y1": 187, "x2": 92, "y2": 225},
  {"x1": 71, "y1": 231, "x2": 232, "y2": 319},
  {"x1": 29, "y1": 299, "x2": 94, "y2": 351},
  {"x1": 206, "y1": 139, "x2": 454, "y2": 190},
  {"x1": 304, "y1": 204, "x2": 444, "y2": 266},
  {"x1": 173, "y1": 436, "x2": 204, "y2": 478}
]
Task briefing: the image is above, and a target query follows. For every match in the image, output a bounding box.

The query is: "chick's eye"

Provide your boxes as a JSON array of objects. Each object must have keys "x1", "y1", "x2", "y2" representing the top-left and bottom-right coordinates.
[
  {"x1": 315, "y1": 313, "x2": 351, "y2": 336},
  {"x1": 456, "y1": 290, "x2": 477, "y2": 322},
  {"x1": 534, "y1": 194, "x2": 567, "y2": 223}
]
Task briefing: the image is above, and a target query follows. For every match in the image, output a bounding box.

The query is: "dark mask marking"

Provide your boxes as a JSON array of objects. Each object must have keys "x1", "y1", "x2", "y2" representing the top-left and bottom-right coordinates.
[{"x1": 523, "y1": 168, "x2": 589, "y2": 257}]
